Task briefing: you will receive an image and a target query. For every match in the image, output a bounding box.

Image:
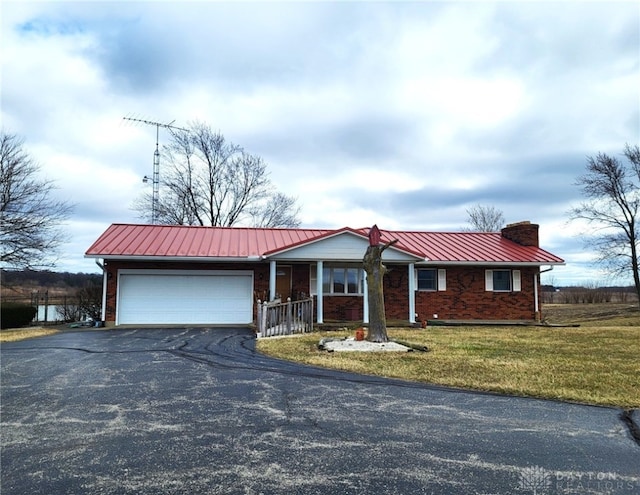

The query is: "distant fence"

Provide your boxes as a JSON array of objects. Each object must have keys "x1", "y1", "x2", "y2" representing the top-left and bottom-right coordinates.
[
  {"x1": 256, "y1": 297, "x2": 314, "y2": 338},
  {"x1": 541, "y1": 287, "x2": 638, "y2": 304}
]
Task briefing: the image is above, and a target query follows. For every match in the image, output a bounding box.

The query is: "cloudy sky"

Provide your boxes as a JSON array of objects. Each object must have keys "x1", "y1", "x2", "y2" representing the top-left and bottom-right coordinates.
[{"x1": 2, "y1": 1, "x2": 638, "y2": 285}]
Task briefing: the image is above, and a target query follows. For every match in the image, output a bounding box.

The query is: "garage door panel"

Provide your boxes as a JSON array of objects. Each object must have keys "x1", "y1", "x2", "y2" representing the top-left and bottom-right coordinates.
[{"x1": 117, "y1": 272, "x2": 253, "y2": 325}]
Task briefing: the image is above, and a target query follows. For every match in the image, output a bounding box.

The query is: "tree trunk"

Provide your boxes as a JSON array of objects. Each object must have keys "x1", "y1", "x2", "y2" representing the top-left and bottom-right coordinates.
[
  {"x1": 363, "y1": 244, "x2": 389, "y2": 343},
  {"x1": 630, "y1": 224, "x2": 640, "y2": 308}
]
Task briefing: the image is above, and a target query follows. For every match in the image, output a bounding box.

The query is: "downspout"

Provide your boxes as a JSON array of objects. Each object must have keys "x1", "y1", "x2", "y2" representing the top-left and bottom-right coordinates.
[
  {"x1": 96, "y1": 260, "x2": 107, "y2": 323},
  {"x1": 536, "y1": 266, "x2": 554, "y2": 318}
]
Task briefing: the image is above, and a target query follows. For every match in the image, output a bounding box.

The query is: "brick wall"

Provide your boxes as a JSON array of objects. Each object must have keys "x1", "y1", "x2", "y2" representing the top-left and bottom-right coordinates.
[
  {"x1": 103, "y1": 260, "x2": 539, "y2": 324},
  {"x1": 416, "y1": 267, "x2": 537, "y2": 321},
  {"x1": 389, "y1": 265, "x2": 539, "y2": 321},
  {"x1": 317, "y1": 295, "x2": 364, "y2": 321}
]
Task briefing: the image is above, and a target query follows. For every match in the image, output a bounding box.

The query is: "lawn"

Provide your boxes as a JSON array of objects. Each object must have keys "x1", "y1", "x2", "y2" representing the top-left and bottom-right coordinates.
[
  {"x1": 256, "y1": 304, "x2": 640, "y2": 408},
  {"x1": 0, "y1": 327, "x2": 60, "y2": 342}
]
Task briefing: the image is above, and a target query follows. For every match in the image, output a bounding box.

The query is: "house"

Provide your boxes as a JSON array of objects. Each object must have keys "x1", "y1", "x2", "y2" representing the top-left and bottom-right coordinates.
[{"x1": 84, "y1": 221, "x2": 564, "y2": 327}]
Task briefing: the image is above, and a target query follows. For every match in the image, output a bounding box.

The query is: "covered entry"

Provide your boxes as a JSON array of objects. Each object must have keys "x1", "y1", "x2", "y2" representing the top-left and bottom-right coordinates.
[{"x1": 116, "y1": 270, "x2": 253, "y2": 325}]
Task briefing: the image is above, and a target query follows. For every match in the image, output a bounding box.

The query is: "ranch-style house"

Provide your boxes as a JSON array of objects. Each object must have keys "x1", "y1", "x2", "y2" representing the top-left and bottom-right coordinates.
[{"x1": 85, "y1": 221, "x2": 564, "y2": 327}]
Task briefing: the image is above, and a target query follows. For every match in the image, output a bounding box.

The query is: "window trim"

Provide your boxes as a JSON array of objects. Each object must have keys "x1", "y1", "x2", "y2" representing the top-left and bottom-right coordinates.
[
  {"x1": 485, "y1": 269, "x2": 521, "y2": 292},
  {"x1": 312, "y1": 264, "x2": 364, "y2": 296},
  {"x1": 415, "y1": 268, "x2": 446, "y2": 292}
]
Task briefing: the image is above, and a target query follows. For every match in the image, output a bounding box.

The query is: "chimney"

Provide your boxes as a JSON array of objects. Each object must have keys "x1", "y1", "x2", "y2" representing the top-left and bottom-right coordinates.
[{"x1": 501, "y1": 221, "x2": 539, "y2": 247}]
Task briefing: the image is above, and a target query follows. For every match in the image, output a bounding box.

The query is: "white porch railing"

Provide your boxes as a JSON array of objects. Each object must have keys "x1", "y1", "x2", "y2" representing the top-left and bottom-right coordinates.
[{"x1": 256, "y1": 297, "x2": 314, "y2": 338}]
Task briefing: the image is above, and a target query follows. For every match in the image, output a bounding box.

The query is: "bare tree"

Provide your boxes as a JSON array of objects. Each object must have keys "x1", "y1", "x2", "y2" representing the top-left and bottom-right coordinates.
[
  {"x1": 363, "y1": 225, "x2": 398, "y2": 343},
  {"x1": 132, "y1": 122, "x2": 300, "y2": 227},
  {"x1": 570, "y1": 144, "x2": 640, "y2": 306},
  {"x1": 463, "y1": 204, "x2": 505, "y2": 232},
  {"x1": 250, "y1": 192, "x2": 301, "y2": 228},
  {"x1": 0, "y1": 132, "x2": 73, "y2": 269}
]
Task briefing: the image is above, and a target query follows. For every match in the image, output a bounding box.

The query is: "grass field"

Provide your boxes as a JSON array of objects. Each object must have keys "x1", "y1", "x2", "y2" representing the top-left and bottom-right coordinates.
[{"x1": 257, "y1": 304, "x2": 640, "y2": 408}]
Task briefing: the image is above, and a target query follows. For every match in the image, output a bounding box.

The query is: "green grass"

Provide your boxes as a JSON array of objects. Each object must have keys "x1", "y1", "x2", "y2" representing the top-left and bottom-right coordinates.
[{"x1": 257, "y1": 321, "x2": 640, "y2": 408}]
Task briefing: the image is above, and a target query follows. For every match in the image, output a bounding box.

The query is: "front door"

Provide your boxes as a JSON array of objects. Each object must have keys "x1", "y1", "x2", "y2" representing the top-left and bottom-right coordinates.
[{"x1": 275, "y1": 266, "x2": 292, "y2": 300}]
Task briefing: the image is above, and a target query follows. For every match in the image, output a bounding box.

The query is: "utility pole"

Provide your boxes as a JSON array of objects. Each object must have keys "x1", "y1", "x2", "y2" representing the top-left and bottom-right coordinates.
[{"x1": 123, "y1": 116, "x2": 188, "y2": 224}]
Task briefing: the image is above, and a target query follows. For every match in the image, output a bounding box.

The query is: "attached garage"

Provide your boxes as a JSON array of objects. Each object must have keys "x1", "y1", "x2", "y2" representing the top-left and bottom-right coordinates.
[{"x1": 116, "y1": 270, "x2": 253, "y2": 325}]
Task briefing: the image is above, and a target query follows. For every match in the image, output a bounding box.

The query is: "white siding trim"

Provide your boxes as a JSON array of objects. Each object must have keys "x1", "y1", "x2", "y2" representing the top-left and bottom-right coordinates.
[{"x1": 268, "y1": 232, "x2": 420, "y2": 262}]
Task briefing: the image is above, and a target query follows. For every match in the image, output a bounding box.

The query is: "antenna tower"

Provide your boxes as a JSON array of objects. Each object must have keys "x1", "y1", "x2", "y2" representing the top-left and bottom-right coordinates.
[{"x1": 123, "y1": 116, "x2": 188, "y2": 224}]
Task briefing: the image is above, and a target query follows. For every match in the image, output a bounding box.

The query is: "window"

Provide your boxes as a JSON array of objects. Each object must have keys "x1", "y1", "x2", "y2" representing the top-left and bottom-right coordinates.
[
  {"x1": 417, "y1": 269, "x2": 436, "y2": 290},
  {"x1": 346, "y1": 268, "x2": 359, "y2": 293},
  {"x1": 416, "y1": 268, "x2": 446, "y2": 291},
  {"x1": 485, "y1": 270, "x2": 521, "y2": 292},
  {"x1": 493, "y1": 270, "x2": 511, "y2": 291},
  {"x1": 319, "y1": 265, "x2": 364, "y2": 295}
]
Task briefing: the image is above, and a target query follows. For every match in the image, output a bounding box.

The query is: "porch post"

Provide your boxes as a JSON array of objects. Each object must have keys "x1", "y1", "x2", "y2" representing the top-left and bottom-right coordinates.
[
  {"x1": 316, "y1": 261, "x2": 324, "y2": 324},
  {"x1": 363, "y1": 271, "x2": 369, "y2": 324},
  {"x1": 408, "y1": 263, "x2": 416, "y2": 323},
  {"x1": 269, "y1": 260, "x2": 277, "y2": 301}
]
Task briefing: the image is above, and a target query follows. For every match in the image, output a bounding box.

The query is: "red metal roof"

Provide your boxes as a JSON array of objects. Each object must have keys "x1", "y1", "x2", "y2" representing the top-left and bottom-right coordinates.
[{"x1": 85, "y1": 223, "x2": 564, "y2": 264}]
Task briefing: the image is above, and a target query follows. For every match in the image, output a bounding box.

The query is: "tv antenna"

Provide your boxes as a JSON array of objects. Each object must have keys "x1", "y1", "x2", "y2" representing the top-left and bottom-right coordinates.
[{"x1": 123, "y1": 116, "x2": 188, "y2": 224}]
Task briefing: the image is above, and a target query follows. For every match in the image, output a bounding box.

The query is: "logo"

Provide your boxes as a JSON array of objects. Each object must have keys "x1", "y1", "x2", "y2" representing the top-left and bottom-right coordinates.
[{"x1": 518, "y1": 465, "x2": 552, "y2": 495}]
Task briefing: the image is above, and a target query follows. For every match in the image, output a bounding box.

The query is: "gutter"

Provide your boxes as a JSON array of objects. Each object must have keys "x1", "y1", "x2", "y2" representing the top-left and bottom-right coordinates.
[{"x1": 84, "y1": 255, "x2": 265, "y2": 262}]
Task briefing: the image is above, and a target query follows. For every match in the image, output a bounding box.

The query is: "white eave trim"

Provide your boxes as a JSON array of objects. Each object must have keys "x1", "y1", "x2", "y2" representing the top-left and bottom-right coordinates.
[
  {"x1": 84, "y1": 254, "x2": 264, "y2": 262},
  {"x1": 85, "y1": 254, "x2": 565, "y2": 267},
  {"x1": 414, "y1": 260, "x2": 566, "y2": 266}
]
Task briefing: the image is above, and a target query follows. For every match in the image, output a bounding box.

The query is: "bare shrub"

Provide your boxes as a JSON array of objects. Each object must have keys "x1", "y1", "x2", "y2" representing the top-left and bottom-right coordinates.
[{"x1": 56, "y1": 283, "x2": 102, "y2": 322}]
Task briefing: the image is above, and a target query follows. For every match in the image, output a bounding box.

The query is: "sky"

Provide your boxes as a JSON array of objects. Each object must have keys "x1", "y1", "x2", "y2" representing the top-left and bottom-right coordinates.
[{"x1": 1, "y1": 0, "x2": 638, "y2": 286}]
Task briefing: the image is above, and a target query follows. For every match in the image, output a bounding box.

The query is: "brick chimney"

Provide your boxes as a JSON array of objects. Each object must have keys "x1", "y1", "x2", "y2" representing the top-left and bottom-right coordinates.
[{"x1": 501, "y1": 221, "x2": 539, "y2": 247}]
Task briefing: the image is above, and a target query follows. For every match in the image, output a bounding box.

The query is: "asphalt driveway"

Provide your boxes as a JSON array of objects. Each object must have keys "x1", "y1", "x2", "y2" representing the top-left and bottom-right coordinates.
[{"x1": 1, "y1": 327, "x2": 639, "y2": 495}]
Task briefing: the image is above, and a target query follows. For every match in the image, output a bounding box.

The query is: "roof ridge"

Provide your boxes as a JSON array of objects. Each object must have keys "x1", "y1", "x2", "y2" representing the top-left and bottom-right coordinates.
[
  {"x1": 108, "y1": 223, "x2": 332, "y2": 232},
  {"x1": 109, "y1": 223, "x2": 505, "y2": 235}
]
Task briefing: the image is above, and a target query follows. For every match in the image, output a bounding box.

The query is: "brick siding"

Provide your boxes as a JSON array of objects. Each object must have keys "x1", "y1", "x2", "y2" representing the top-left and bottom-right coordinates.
[
  {"x1": 103, "y1": 260, "x2": 540, "y2": 324},
  {"x1": 412, "y1": 266, "x2": 539, "y2": 321}
]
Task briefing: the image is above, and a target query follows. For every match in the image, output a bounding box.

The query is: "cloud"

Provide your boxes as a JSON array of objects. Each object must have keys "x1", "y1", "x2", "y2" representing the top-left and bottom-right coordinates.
[{"x1": 1, "y1": 1, "x2": 638, "y2": 285}]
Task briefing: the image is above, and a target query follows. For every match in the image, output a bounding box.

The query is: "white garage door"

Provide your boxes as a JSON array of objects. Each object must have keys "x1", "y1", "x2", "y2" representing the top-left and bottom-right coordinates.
[{"x1": 117, "y1": 270, "x2": 253, "y2": 325}]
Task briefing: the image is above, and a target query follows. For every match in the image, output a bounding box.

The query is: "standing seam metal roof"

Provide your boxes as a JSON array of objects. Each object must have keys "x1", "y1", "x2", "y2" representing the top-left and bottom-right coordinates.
[{"x1": 85, "y1": 223, "x2": 564, "y2": 264}]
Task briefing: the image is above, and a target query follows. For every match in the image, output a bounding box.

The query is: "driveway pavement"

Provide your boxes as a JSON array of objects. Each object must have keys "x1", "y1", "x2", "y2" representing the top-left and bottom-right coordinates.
[{"x1": 1, "y1": 328, "x2": 639, "y2": 495}]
